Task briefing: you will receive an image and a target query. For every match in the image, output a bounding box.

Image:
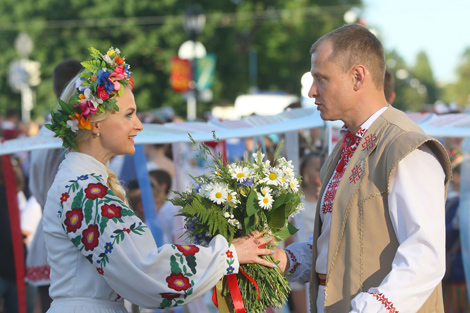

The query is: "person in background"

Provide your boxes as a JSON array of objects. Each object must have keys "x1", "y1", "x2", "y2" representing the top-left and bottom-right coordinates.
[
  {"x1": 443, "y1": 146, "x2": 469, "y2": 312},
  {"x1": 25, "y1": 58, "x2": 83, "y2": 313},
  {"x1": 286, "y1": 152, "x2": 323, "y2": 313},
  {"x1": 384, "y1": 68, "x2": 396, "y2": 105},
  {"x1": 274, "y1": 24, "x2": 451, "y2": 312},
  {"x1": 42, "y1": 47, "x2": 276, "y2": 313}
]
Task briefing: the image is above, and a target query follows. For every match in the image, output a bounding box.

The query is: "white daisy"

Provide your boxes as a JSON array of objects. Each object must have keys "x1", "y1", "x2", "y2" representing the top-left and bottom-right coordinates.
[
  {"x1": 260, "y1": 186, "x2": 272, "y2": 196},
  {"x1": 209, "y1": 184, "x2": 228, "y2": 205},
  {"x1": 288, "y1": 177, "x2": 300, "y2": 192},
  {"x1": 230, "y1": 165, "x2": 251, "y2": 182},
  {"x1": 257, "y1": 192, "x2": 274, "y2": 210},
  {"x1": 226, "y1": 191, "x2": 240, "y2": 206},
  {"x1": 261, "y1": 168, "x2": 283, "y2": 186}
]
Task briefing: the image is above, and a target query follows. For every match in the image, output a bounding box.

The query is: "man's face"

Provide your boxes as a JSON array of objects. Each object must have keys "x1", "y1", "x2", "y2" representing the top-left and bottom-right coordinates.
[{"x1": 308, "y1": 42, "x2": 354, "y2": 122}]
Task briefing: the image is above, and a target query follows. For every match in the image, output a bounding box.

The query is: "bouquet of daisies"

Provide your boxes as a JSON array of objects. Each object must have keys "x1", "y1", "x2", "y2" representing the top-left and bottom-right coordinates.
[{"x1": 170, "y1": 136, "x2": 304, "y2": 313}]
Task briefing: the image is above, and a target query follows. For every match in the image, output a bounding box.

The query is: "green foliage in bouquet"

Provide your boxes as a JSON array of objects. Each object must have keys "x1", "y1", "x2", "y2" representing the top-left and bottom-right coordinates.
[{"x1": 169, "y1": 134, "x2": 305, "y2": 313}]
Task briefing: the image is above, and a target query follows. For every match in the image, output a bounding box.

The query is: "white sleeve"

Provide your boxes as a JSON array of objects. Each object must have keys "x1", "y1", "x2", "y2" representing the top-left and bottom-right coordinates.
[
  {"x1": 284, "y1": 235, "x2": 314, "y2": 283},
  {"x1": 351, "y1": 145, "x2": 446, "y2": 313},
  {"x1": 59, "y1": 175, "x2": 239, "y2": 309}
]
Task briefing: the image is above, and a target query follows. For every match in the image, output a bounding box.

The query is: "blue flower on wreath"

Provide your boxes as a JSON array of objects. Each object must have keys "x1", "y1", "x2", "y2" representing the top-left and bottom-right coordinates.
[
  {"x1": 97, "y1": 70, "x2": 114, "y2": 92},
  {"x1": 104, "y1": 242, "x2": 113, "y2": 254},
  {"x1": 77, "y1": 174, "x2": 89, "y2": 181},
  {"x1": 226, "y1": 266, "x2": 235, "y2": 275}
]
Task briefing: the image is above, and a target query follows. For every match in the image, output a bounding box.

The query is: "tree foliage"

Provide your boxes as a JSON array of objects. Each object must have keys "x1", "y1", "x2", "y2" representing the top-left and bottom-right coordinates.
[{"x1": 0, "y1": 0, "x2": 361, "y2": 120}]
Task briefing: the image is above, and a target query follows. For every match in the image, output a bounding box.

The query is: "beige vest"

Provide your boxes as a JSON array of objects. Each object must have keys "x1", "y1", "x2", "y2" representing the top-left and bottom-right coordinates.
[{"x1": 309, "y1": 107, "x2": 452, "y2": 312}]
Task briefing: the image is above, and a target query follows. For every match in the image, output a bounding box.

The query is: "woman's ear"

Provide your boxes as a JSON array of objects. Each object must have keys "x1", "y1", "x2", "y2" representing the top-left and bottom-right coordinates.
[
  {"x1": 352, "y1": 65, "x2": 366, "y2": 91},
  {"x1": 92, "y1": 122, "x2": 101, "y2": 136}
]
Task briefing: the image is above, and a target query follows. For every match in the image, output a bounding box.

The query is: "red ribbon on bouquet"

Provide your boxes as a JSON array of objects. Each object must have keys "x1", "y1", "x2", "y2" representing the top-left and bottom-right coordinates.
[{"x1": 212, "y1": 269, "x2": 260, "y2": 313}]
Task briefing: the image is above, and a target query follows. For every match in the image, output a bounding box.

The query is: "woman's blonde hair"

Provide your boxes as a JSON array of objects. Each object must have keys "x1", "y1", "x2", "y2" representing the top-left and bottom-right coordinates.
[{"x1": 59, "y1": 77, "x2": 128, "y2": 204}]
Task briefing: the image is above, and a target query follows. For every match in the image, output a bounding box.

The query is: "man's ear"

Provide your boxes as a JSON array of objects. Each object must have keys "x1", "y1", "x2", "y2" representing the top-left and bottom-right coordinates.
[{"x1": 352, "y1": 65, "x2": 366, "y2": 91}]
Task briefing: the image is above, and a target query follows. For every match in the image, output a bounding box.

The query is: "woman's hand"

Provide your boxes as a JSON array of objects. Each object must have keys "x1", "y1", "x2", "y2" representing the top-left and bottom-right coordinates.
[{"x1": 232, "y1": 230, "x2": 277, "y2": 268}]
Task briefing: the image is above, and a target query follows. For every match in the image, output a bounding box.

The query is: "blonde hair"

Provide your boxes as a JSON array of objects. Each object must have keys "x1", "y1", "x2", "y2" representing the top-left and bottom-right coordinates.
[{"x1": 59, "y1": 76, "x2": 128, "y2": 204}]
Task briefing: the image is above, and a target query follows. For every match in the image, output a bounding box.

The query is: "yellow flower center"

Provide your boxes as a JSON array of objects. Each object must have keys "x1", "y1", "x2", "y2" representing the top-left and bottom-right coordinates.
[
  {"x1": 269, "y1": 173, "x2": 277, "y2": 180},
  {"x1": 216, "y1": 192, "x2": 222, "y2": 199},
  {"x1": 237, "y1": 173, "x2": 244, "y2": 178},
  {"x1": 227, "y1": 194, "x2": 232, "y2": 201},
  {"x1": 241, "y1": 190, "x2": 245, "y2": 195},
  {"x1": 263, "y1": 198, "x2": 269, "y2": 204}
]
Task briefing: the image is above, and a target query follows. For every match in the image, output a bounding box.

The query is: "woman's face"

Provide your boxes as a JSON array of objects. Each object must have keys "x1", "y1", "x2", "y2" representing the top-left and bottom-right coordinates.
[{"x1": 98, "y1": 88, "x2": 143, "y2": 157}]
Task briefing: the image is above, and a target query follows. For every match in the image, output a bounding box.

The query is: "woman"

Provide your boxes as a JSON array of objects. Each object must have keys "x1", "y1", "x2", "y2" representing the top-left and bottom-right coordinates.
[{"x1": 43, "y1": 47, "x2": 275, "y2": 313}]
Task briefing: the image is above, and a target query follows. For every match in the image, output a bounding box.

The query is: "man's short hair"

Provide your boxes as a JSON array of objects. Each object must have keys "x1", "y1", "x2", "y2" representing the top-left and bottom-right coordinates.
[{"x1": 310, "y1": 24, "x2": 386, "y2": 89}]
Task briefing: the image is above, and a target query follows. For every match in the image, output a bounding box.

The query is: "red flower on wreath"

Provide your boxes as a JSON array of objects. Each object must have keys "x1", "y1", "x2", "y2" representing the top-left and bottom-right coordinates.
[
  {"x1": 64, "y1": 208, "x2": 84, "y2": 233},
  {"x1": 166, "y1": 273, "x2": 192, "y2": 291},
  {"x1": 81, "y1": 224, "x2": 100, "y2": 251},
  {"x1": 160, "y1": 293, "x2": 180, "y2": 301},
  {"x1": 101, "y1": 203, "x2": 122, "y2": 219},
  {"x1": 96, "y1": 267, "x2": 104, "y2": 275},
  {"x1": 85, "y1": 183, "x2": 108, "y2": 200},
  {"x1": 60, "y1": 192, "x2": 70, "y2": 204},
  {"x1": 175, "y1": 244, "x2": 200, "y2": 257}
]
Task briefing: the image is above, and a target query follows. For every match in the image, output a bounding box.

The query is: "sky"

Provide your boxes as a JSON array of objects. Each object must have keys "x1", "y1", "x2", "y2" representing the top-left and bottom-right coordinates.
[{"x1": 362, "y1": 0, "x2": 470, "y2": 83}]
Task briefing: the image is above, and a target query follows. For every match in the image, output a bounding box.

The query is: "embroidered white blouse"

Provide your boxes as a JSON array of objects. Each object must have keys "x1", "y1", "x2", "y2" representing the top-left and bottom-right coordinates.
[
  {"x1": 43, "y1": 152, "x2": 239, "y2": 313},
  {"x1": 285, "y1": 108, "x2": 446, "y2": 313}
]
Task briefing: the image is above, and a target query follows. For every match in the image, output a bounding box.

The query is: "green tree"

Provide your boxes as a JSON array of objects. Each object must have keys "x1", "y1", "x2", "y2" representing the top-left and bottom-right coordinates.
[
  {"x1": 411, "y1": 50, "x2": 439, "y2": 104},
  {"x1": 0, "y1": 0, "x2": 362, "y2": 121},
  {"x1": 385, "y1": 50, "x2": 427, "y2": 112},
  {"x1": 442, "y1": 48, "x2": 470, "y2": 107}
]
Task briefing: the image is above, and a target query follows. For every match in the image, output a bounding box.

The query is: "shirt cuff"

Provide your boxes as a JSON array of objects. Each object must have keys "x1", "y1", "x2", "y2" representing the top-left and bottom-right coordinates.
[
  {"x1": 350, "y1": 291, "x2": 398, "y2": 313},
  {"x1": 225, "y1": 244, "x2": 240, "y2": 275}
]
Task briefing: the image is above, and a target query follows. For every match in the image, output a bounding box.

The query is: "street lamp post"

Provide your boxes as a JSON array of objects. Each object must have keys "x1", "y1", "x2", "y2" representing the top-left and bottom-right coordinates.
[
  {"x1": 183, "y1": 5, "x2": 206, "y2": 121},
  {"x1": 9, "y1": 33, "x2": 40, "y2": 124}
]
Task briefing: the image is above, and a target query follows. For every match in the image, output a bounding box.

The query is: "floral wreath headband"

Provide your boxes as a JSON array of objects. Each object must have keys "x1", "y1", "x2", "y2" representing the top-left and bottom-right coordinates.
[{"x1": 46, "y1": 47, "x2": 133, "y2": 150}]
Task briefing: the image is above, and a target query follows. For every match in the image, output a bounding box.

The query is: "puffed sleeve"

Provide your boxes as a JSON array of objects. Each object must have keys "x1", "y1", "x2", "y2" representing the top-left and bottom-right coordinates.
[
  {"x1": 58, "y1": 173, "x2": 239, "y2": 309},
  {"x1": 284, "y1": 236, "x2": 314, "y2": 283}
]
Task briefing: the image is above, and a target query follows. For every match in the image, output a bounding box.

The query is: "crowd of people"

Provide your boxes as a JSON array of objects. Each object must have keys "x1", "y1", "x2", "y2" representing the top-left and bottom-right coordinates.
[{"x1": 1, "y1": 24, "x2": 469, "y2": 313}]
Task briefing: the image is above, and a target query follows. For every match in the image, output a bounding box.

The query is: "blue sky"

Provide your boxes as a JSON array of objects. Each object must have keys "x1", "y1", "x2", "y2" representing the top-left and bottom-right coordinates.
[{"x1": 362, "y1": 0, "x2": 470, "y2": 83}]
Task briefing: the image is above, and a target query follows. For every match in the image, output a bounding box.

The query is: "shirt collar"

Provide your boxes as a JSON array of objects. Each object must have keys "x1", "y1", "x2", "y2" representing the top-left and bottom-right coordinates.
[{"x1": 340, "y1": 106, "x2": 389, "y2": 139}]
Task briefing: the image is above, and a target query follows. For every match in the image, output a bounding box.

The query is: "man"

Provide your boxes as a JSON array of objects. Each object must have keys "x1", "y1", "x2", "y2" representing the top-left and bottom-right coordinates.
[{"x1": 275, "y1": 24, "x2": 451, "y2": 312}]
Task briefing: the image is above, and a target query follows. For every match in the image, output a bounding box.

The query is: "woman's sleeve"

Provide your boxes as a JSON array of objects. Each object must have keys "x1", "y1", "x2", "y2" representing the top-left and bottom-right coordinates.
[{"x1": 58, "y1": 174, "x2": 239, "y2": 309}]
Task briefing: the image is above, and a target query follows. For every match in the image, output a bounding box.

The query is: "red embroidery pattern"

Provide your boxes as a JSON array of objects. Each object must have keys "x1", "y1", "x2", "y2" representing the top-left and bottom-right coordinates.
[
  {"x1": 285, "y1": 249, "x2": 299, "y2": 275},
  {"x1": 26, "y1": 265, "x2": 50, "y2": 282},
  {"x1": 321, "y1": 127, "x2": 364, "y2": 214},
  {"x1": 349, "y1": 164, "x2": 362, "y2": 184},
  {"x1": 362, "y1": 133, "x2": 377, "y2": 151},
  {"x1": 368, "y1": 292, "x2": 398, "y2": 313}
]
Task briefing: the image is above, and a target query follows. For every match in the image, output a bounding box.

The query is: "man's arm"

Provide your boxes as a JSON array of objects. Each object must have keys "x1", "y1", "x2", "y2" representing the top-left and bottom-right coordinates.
[{"x1": 351, "y1": 144, "x2": 446, "y2": 312}]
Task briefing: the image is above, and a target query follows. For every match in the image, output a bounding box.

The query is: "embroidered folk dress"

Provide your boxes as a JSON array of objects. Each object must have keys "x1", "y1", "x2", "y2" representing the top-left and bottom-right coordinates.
[{"x1": 43, "y1": 152, "x2": 239, "y2": 313}]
